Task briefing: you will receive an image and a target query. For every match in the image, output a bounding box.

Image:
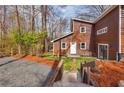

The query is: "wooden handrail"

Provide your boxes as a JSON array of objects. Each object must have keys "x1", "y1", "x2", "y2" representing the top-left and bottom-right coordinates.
[
  {"x1": 80, "y1": 61, "x2": 95, "y2": 85},
  {"x1": 45, "y1": 60, "x2": 64, "y2": 87}
]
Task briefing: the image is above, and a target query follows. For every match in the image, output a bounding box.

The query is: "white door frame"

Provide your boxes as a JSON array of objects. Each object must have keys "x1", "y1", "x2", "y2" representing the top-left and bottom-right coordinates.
[
  {"x1": 98, "y1": 43, "x2": 109, "y2": 59},
  {"x1": 70, "y1": 42, "x2": 77, "y2": 54}
]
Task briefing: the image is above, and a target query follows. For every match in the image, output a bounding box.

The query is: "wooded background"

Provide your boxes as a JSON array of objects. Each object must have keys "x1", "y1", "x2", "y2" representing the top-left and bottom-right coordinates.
[{"x1": 0, "y1": 5, "x2": 110, "y2": 56}]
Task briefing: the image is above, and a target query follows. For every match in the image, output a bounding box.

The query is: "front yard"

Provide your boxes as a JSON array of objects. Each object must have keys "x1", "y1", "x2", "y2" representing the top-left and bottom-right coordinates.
[{"x1": 41, "y1": 52, "x2": 96, "y2": 71}]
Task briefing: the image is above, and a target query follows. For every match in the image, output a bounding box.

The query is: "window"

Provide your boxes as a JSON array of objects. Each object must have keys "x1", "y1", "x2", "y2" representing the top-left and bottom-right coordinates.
[
  {"x1": 80, "y1": 26, "x2": 86, "y2": 33},
  {"x1": 61, "y1": 42, "x2": 67, "y2": 49},
  {"x1": 80, "y1": 42, "x2": 86, "y2": 50},
  {"x1": 97, "y1": 27, "x2": 108, "y2": 35}
]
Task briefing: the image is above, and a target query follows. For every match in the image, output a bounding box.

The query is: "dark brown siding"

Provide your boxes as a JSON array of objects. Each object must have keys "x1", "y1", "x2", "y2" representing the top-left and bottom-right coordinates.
[{"x1": 95, "y1": 6, "x2": 119, "y2": 60}]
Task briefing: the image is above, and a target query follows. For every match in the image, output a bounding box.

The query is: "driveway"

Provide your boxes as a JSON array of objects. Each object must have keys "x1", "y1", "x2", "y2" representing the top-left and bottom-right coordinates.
[{"x1": 0, "y1": 57, "x2": 54, "y2": 87}]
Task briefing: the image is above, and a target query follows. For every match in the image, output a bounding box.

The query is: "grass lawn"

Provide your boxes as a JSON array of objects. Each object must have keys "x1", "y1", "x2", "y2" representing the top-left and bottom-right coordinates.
[{"x1": 41, "y1": 52, "x2": 96, "y2": 71}]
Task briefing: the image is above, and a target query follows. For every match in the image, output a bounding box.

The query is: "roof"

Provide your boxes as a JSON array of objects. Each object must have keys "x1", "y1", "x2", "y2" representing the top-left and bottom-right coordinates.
[
  {"x1": 72, "y1": 5, "x2": 118, "y2": 24},
  {"x1": 72, "y1": 18, "x2": 94, "y2": 24},
  {"x1": 94, "y1": 5, "x2": 118, "y2": 23},
  {"x1": 51, "y1": 32, "x2": 73, "y2": 42}
]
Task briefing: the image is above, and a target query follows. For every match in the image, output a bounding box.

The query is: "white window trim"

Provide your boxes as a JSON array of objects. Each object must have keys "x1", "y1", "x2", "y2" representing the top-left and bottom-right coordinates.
[
  {"x1": 80, "y1": 26, "x2": 86, "y2": 33},
  {"x1": 61, "y1": 42, "x2": 67, "y2": 49},
  {"x1": 80, "y1": 42, "x2": 86, "y2": 50},
  {"x1": 97, "y1": 27, "x2": 108, "y2": 35},
  {"x1": 98, "y1": 43, "x2": 109, "y2": 60}
]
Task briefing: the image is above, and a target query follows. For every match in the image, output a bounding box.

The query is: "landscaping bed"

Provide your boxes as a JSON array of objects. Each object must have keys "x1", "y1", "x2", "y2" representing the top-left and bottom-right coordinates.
[
  {"x1": 91, "y1": 60, "x2": 124, "y2": 87},
  {"x1": 14, "y1": 53, "x2": 96, "y2": 71},
  {"x1": 14, "y1": 54, "x2": 59, "y2": 68}
]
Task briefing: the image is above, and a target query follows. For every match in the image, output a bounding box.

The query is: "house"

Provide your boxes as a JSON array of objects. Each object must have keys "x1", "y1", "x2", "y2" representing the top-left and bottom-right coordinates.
[{"x1": 51, "y1": 5, "x2": 124, "y2": 60}]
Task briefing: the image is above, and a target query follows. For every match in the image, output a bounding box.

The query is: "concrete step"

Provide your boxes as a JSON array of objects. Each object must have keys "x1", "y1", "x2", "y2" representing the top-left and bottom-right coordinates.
[
  {"x1": 53, "y1": 81, "x2": 92, "y2": 87},
  {"x1": 52, "y1": 71, "x2": 92, "y2": 87},
  {"x1": 67, "y1": 54, "x2": 80, "y2": 58}
]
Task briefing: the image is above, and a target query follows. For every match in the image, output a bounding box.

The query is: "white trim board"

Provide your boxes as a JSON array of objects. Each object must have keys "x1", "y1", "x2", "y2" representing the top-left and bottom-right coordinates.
[
  {"x1": 119, "y1": 5, "x2": 122, "y2": 53},
  {"x1": 98, "y1": 43, "x2": 109, "y2": 60}
]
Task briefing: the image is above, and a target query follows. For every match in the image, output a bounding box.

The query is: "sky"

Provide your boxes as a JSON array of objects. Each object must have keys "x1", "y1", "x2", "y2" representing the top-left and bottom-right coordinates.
[{"x1": 53, "y1": 5, "x2": 89, "y2": 19}]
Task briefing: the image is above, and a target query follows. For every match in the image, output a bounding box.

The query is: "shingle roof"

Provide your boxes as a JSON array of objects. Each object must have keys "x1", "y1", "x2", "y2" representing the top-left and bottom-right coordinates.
[{"x1": 51, "y1": 32, "x2": 73, "y2": 42}]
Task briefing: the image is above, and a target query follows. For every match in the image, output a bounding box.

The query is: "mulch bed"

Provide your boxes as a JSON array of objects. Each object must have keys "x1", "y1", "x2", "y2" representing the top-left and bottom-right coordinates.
[
  {"x1": 14, "y1": 54, "x2": 58, "y2": 68},
  {"x1": 91, "y1": 60, "x2": 124, "y2": 87}
]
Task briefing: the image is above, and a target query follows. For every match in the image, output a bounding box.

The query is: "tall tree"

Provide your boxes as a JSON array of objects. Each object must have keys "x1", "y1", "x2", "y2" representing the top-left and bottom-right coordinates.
[
  {"x1": 41, "y1": 5, "x2": 48, "y2": 53},
  {"x1": 14, "y1": 5, "x2": 20, "y2": 30},
  {"x1": 31, "y1": 5, "x2": 35, "y2": 32},
  {"x1": 14, "y1": 5, "x2": 21, "y2": 54}
]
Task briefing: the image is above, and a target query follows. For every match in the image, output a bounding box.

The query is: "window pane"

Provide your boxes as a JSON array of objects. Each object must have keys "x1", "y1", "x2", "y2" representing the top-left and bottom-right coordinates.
[
  {"x1": 81, "y1": 28, "x2": 84, "y2": 32},
  {"x1": 62, "y1": 43, "x2": 66, "y2": 48},
  {"x1": 80, "y1": 43, "x2": 85, "y2": 49},
  {"x1": 81, "y1": 28, "x2": 85, "y2": 32}
]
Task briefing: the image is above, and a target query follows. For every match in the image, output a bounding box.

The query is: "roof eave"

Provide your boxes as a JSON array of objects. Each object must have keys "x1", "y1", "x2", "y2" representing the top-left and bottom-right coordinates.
[
  {"x1": 94, "y1": 5, "x2": 118, "y2": 23},
  {"x1": 51, "y1": 32, "x2": 73, "y2": 42},
  {"x1": 72, "y1": 18, "x2": 94, "y2": 24}
]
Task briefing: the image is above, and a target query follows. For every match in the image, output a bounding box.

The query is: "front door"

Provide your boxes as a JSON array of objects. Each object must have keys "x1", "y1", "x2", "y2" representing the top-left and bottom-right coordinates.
[
  {"x1": 70, "y1": 42, "x2": 76, "y2": 54},
  {"x1": 98, "y1": 44, "x2": 108, "y2": 59}
]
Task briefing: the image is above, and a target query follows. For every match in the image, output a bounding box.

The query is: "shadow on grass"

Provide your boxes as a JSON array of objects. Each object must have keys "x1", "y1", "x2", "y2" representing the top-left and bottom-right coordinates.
[{"x1": 0, "y1": 55, "x2": 27, "y2": 67}]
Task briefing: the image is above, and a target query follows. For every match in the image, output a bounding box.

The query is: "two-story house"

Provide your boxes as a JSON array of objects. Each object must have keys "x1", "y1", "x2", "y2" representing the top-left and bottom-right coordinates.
[{"x1": 51, "y1": 5, "x2": 124, "y2": 60}]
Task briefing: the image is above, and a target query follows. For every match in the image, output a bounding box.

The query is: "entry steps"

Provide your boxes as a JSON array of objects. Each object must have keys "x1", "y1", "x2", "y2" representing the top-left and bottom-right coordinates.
[
  {"x1": 53, "y1": 71, "x2": 92, "y2": 87},
  {"x1": 67, "y1": 54, "x2": 80, "y2": 58}
]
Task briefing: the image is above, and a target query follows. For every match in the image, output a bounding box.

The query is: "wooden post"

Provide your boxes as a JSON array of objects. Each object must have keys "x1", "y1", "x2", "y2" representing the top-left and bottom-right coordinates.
[{"x1": 87, "y1": 67, "x2": 91, "y2": 85}]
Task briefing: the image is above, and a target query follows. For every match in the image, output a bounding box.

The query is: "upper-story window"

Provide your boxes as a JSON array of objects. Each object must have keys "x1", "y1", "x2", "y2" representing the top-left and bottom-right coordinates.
[
  {"x1": 80, "y1": 26, "x2": 86, "y2": 33},
  {"x1": 97, "y1": 27, "x2": 108, "y2": 35},
  {"x1": 80, "y1": 42, "x2": 86, "y2": 50},
  {"x1": 61, "y1": 42, "x2": 67, "y2": 49}
]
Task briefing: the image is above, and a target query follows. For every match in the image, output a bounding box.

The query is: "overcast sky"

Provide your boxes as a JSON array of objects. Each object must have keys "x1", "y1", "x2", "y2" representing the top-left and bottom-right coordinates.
[{"x1": 53, "y1": 5, "x2": 90, "y2": 19}]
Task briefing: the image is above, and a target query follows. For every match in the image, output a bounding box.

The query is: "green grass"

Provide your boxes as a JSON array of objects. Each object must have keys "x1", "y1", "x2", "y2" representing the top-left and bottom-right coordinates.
[{"x1": 41, "y1": 52, "x2": 96, "y2": 71}]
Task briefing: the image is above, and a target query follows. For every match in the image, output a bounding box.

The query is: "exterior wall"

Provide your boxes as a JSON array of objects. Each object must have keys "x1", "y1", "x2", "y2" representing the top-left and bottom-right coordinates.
[
  {"x1": 53, "y1": 20, "x2": 94, "y2": 56},
  {"x1": 53, "y1": 35, "x2": 72, "y2": 56},
  {"x1": 95, "y1": 6, "x2": 119, "y2": 60},
  {"x1": 72, "y1": 20, "x2": 95, "y2": 56},
  {"x1": 121, "y1": 6, "x2": 124, "y2": 53},
  {"x1": 53, "y1": 6, "x2": 121, "y2": 60}
]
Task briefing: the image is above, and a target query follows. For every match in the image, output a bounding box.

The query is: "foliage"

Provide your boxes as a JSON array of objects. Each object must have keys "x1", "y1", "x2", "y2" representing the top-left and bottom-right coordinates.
[{"x1": 8, "y1": 28, "x2": 48, "y2": 55}]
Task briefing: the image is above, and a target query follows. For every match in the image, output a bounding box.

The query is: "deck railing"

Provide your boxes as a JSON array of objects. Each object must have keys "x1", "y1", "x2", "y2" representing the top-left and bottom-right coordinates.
[{"x1": 80, "y1": 61, "x2": 96, "y2": 86}]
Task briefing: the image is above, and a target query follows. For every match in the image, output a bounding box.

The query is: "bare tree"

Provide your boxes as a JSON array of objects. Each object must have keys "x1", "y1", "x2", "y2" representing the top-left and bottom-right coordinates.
[
  {"x1": 88, "y1": 5, "x2": 111, "y2": 17},
  {"x1": 31, "y1": 5, "x2": 35, "y2": 32},
  {"x1": 76, "y1": 5, "x2": 110, "y2": 21},
  {"x1": 14, "y1": 5, "x2": 21, "y2": 54}
]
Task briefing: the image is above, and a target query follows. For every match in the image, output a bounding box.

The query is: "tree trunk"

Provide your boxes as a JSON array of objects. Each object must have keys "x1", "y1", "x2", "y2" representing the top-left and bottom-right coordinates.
[
  {"x1": 14, "y1": 5, "x2": 21, "y2": 54},
  {"x1": 31, "y1": 5, "x2": 35, "y2": 32},
  {"x1": 41, "y1": 5, "x2": 48, "y2": 53}
]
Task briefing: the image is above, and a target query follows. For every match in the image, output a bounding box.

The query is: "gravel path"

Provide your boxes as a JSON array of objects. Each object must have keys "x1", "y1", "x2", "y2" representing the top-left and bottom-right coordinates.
[{"x1": 0, "y1": 57, "x2": 54, "y2": 87}]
